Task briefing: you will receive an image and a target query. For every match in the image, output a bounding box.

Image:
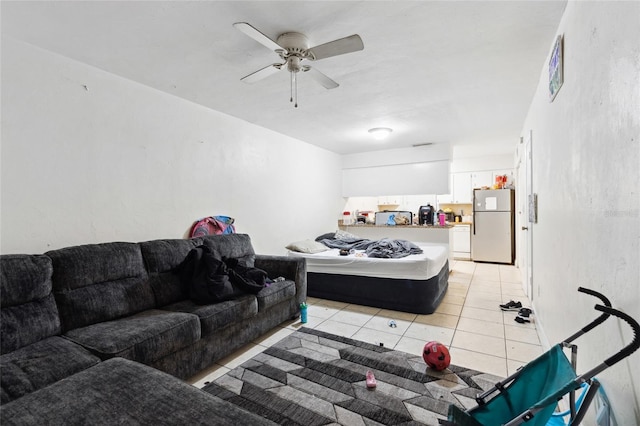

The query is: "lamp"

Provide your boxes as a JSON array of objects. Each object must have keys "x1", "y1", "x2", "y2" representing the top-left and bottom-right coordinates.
[{"x1": 368, "y1": 127, "x2": 393, "y2": 140}]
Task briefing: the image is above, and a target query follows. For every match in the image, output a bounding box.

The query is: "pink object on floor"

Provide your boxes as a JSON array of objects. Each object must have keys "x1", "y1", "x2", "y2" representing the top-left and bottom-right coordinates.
[{"x1": 366, "y1": 370, "x2": 377, "y2": 388}]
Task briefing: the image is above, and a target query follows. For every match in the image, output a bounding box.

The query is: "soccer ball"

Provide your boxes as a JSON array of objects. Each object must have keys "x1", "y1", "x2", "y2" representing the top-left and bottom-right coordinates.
[{"x1": 422, "y1": 341, "x2": 451, "y2": 371}]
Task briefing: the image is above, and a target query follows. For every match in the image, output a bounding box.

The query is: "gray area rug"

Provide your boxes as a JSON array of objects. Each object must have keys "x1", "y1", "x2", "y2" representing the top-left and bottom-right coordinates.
[{"x1": 202, "y1": 328, "x2": 503, "y2": 425}]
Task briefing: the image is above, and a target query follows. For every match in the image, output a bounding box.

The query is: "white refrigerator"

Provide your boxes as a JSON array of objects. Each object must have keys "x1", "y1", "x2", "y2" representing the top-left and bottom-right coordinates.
[{"x1": 472, "y1": 189, "x2": 515, "y2": 264}]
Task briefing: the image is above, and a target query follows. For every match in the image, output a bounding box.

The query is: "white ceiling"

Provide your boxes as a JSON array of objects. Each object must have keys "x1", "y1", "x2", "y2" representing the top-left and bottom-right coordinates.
[{"x1": 2, "y1": 1, "x2": 567, "y2": 155}]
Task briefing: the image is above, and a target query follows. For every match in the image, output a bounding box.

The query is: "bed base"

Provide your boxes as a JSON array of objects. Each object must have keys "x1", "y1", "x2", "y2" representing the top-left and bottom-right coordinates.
[{"x1": 307, "y1": 261, "x2": 449, "y2": 314}]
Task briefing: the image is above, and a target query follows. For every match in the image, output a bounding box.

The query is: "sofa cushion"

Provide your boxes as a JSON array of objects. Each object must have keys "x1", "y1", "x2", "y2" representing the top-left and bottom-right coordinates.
[
  {"x1": 0, "y1": 357, "x2": 274, "y2": 426},
  {"x1": 0, "y1": 336, "x2": 100, "y2": 404},
  {"x1": 140, "y1": 236, "x2": 257, "y2": 307},
  {"x1": 199, "y1": 234, "x2": 256, "y2": 266},
  {"x1": 64, "y1": 309, "x2": 200, "y2": 365},
  {"x1": 160, "y1": 294, "x2": 258, "y2": 337},
  {"x1": 256, "y1": 280, "x2": 296, "y2": 311},
  {"x1": 140, "y1": 238, "x2": 201, "y2": 306},
  {"x1": 46, "y1": 242, "x2": 154, "y2": 331},
  {"x1": 0, "y1": 255, "x2": 61, "y2": 354}
]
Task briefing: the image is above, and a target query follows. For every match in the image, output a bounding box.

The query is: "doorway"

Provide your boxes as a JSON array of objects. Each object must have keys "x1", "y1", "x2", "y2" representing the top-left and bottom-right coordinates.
[{"x1": 523, "y1": 130, "x2": 534, "y2": 300}]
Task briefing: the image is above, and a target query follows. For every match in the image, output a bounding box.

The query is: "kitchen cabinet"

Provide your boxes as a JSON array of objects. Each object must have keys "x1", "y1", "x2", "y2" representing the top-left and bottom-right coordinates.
[
  {"x1": 492, "y1": 169, "x2": 514, "y2": 187},
  {"x1": 452, "y1": 172, "x2": 472, "y2": 203},
  {"x1": 471, "y1": 171, "x2": 493, "y2": 190},
  {"x1": 452, "y1": 224, "x2": 471, "y2": 260},
  {"x1": 377, "y1": 196, "x2": 402, "y2": 206},
  {"x1": 437, "y1": 172, "x2": 471, "y2": 204},
  {"x1": 436, "y1": 173, "x2": 453, "y2": 203}
]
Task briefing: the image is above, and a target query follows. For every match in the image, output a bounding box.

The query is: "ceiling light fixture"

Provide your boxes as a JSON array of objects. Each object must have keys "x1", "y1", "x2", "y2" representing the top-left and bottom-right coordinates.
[{"x1": 368, "y1": 127, "x2": 393, "y2": 140}]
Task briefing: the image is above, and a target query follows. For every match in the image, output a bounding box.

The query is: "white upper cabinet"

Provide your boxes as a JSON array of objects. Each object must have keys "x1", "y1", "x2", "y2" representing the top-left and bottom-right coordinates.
[
  {"x1": 377, "y1": 196, "x2": 402, "y2": 206},
  {"x1": 471, "y1": 171, "x2": 494, "y2": 189},
  {"x1": 492, "y1": 169, "x2": 514, "y2": 187},
  {"x1": 445, "y1": 169, "x2": 515, "y2": 204},
  {"x1": 452, "y1": 172, "x2": 472, "y2": 203},
  {"x1": 437, "y1": 173, "x2": 453, "y2": 203}
]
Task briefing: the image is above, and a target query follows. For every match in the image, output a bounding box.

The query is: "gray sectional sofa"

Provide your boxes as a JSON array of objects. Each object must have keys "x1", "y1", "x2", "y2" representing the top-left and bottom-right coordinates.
[{"x1": 0, "y1": 234, "x2": 306, "y2": 424}]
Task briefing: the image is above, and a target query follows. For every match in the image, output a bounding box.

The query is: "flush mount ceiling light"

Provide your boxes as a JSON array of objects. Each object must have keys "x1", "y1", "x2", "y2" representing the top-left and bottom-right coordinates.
[{"x1": 368, "y1": 127, "x2": 393, "y2": 140}]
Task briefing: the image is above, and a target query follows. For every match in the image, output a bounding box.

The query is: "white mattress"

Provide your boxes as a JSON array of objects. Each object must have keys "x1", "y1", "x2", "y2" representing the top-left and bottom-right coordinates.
[{"x1": 287, "y1": 242, "x2": 448, "y2": 280}]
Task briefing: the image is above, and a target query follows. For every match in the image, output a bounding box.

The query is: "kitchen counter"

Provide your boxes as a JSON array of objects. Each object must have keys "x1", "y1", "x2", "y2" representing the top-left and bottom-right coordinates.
[
  {"x1": 338, "y1": 221, "x2": 473, "y2": 228},
  {"x1": 340, "y1": 223, "x2": 455, "y2": 229}
]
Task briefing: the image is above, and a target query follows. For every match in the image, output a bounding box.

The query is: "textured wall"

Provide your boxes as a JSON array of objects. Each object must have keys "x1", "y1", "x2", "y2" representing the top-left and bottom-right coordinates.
[
  {"x1": 521, "y1": 2, "x2": 640, "y2": 424},
  {"x1": 1, "y1": 38, "x2": 343, "y2": 255}
]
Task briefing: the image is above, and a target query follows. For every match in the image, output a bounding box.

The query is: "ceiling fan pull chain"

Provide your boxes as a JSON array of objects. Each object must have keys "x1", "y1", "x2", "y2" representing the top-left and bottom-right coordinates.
[
  {"x1": 294, "y1": 72, "x2": 298, "y2": 108},
  {"x1": 290, "y1": 71, "x2": 294, "y2": 104}
]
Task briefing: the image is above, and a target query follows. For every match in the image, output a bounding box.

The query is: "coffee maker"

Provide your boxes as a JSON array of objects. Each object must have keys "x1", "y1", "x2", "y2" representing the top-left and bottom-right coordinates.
[{"x1": 418, "y1": 204, "x2": 435, "y2": 225}]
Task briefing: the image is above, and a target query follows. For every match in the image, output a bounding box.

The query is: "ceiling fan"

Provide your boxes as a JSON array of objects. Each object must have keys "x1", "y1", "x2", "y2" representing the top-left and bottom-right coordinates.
[{"x1": 233, "y1": 22, "x2": 364, "y2": 107}]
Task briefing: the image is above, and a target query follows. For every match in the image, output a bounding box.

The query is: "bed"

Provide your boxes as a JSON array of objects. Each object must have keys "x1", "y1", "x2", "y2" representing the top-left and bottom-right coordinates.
[{"x1": 287, "y1": 242, "x2": 449, "y2": 314}]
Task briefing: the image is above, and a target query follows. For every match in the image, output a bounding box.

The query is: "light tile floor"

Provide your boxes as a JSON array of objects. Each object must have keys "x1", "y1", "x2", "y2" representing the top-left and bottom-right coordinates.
[{"x1": 189, "y1": 260, "x2": 542, "y2": 388}]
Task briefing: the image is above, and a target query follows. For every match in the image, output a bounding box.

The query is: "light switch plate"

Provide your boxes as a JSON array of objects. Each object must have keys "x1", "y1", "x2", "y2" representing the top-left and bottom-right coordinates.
[{"x1": 528, "y1": 193, "x2": 538, "y2": 223}]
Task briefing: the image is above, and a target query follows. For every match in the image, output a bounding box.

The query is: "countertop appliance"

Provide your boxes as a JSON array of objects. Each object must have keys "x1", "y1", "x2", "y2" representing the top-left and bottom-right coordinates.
[
  {"x1": 472, "y1": 189, "x2": 515, "y2": 264},
  {"x1": 418, "y1": 205, "x2": 435, "y2": 225},
  {"x1": 375, "y1": 211, "x2": 413, "y2": 226}
]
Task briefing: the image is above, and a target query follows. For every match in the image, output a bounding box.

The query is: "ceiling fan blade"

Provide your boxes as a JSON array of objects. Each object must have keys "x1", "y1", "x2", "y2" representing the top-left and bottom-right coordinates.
[
  {"x1": 240, "y1": 64, "x2": 281, "y2": 83},
  {"x1": 304, "y1": 67, "x2": 339, "y2": 89},
  {"x1": 308, "y1": 34, "x2": 364, "y2": 60},
  {"x1": 233, "y1": 22, "x2": 282, "y2": 51}
]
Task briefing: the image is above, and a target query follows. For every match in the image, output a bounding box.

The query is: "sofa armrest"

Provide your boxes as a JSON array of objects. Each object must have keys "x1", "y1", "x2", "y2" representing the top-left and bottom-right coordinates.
[{"x1": 255, "y1": 255, "x2": 307, "y2": 306}]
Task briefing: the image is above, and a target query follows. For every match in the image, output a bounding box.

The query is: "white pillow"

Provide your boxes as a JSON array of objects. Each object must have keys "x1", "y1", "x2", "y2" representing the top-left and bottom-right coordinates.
[{"x1": 286, "y1": 240, "x2": 329, "y2": 254}]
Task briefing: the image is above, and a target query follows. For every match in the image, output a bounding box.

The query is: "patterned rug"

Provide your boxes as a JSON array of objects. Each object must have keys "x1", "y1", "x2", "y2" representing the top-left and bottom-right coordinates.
[{"x1": 202, "y1": 328, "x2": 503, "y2": 425}]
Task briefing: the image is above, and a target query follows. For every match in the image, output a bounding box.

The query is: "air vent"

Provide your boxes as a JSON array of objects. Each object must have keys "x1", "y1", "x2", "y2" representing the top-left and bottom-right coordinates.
[{"x1": 412, "y1": 142, "x2": 434, "y2": 147}]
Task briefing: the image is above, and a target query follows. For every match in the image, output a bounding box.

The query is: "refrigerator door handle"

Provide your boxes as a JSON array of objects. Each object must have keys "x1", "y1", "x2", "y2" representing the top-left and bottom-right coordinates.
[{"x1": 472, "y1": 193, "x2": 476, "y2": 235}]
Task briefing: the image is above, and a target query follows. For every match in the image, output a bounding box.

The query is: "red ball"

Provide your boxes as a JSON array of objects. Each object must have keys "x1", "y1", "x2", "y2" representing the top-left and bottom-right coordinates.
[{"x1": 422, "y1": 341, "x2": 451, "y2": 371}]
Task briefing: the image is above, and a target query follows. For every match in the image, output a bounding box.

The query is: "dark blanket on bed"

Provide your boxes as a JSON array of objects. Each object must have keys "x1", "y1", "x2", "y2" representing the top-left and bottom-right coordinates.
[{"x1": 320, "y1": 237, "x2": 423, "y2": 258}]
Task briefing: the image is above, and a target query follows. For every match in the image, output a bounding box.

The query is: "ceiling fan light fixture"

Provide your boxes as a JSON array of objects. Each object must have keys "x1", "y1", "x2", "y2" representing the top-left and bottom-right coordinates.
[
  {"x1": 233, "y1": 23, "x2": 363, "y2": 108},
  {"x1": 368, "y1": 127, "x2": 393, "y2": 140}
]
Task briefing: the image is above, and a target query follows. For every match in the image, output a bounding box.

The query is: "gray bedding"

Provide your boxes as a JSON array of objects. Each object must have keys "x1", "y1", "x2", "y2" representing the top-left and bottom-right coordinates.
[{"x1": 320, "y1": 237, "x2": 423, "y2": 258}]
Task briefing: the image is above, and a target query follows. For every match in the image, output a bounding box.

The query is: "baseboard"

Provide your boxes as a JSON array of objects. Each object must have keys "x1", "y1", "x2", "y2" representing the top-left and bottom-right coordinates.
[{"x1": 531, "y1": 299, "x2": 552, "y2": 350}]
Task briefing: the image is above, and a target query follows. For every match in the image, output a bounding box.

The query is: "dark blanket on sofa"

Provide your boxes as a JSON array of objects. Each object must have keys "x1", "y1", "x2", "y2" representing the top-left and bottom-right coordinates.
[{"x1": 175, "y1": 244, "x2": 267, "y2": 305}]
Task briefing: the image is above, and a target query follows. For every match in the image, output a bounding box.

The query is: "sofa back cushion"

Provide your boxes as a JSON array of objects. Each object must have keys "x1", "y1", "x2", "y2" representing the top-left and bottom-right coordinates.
[
  {"x1": 140, "y1": 234, "x2": 256, "y2": 307},
  {"x1": 46, "y1": 242, "x2": 154, "y2": 331},
  {"x1": 0, "y1": 255, "x2": 61, "y2": 354},
  {"x1": 140, "y1": 238, "x2": 201, "y2": 306},
  {"x1": 199, "y1": 234, "x2": 255, "y2": 266}
]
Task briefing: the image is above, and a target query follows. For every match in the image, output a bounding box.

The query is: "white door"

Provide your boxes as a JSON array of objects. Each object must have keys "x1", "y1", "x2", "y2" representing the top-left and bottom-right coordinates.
[{"x1": 523, "y1": 131, "x2": 534, "y2": 300}]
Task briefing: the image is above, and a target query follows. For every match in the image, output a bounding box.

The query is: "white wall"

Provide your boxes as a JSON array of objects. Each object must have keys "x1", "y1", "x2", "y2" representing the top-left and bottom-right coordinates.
[
  {"x1": 1, "y1": 38, "x2": 343, "y2": 255},
  {"x1": 450, "y1": 153, "x2": 514, "y2": 173},
  {"x1": 341, "y1": 144, "x2": 451, "y2": 196},
  {"x1": 521, "y1": 2, "x2": 640, "y2": 424}
]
